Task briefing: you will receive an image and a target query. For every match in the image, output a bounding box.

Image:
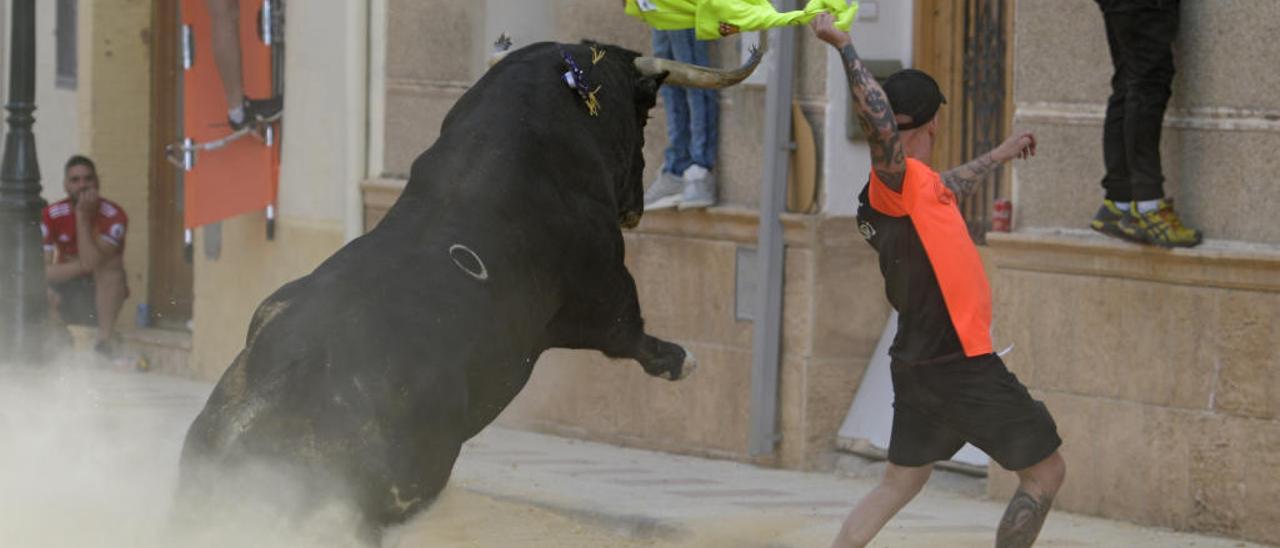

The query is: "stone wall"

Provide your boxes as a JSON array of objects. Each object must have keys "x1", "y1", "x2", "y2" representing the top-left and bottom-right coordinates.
[
  {"x1": 990, "y1": 1, "x2": 1280, "y2": 544},
  {"x1": 1011, "y1": 0, "x2": 1280, "y2": 245}
]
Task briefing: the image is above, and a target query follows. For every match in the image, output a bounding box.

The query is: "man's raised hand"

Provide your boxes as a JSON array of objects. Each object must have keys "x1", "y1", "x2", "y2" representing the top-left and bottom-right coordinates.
[
  {"x1": 993, "y1": 131, "x2": 1037, "y2": 163},
  {"x1": 810, "y1": 13, "x2": 850, "y2": 49}
]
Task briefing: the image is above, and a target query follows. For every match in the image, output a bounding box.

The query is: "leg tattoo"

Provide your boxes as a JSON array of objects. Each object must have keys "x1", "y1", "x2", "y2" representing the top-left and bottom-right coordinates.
[{"x1": 995, "y1": 487, "x2": 1053, "y2": 548}]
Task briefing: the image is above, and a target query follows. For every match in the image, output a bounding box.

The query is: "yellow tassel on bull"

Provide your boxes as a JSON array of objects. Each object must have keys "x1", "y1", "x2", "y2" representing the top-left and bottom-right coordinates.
[{"x1": 624, "y1": 0, "x2": 858, "y2": 40}]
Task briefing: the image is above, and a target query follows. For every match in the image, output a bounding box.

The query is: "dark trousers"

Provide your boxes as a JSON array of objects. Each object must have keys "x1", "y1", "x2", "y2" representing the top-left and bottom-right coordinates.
[{"x1": 1097, "y1": 0, "x2": 1179, "y2": 202}]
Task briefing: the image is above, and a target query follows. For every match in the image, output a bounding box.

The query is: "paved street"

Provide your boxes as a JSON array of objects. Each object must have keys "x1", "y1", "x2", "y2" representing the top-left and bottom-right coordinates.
[{"x1": 0, "y1": 361, "x2": 1269, "y2": 547}]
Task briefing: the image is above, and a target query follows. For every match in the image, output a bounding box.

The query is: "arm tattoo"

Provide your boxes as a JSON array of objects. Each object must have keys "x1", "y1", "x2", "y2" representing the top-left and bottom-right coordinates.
[
  {"x1": 838, "y1": 44, "x2": 905, "y2": 192},
  {"x1": 995, "y1": 488, "x2": 1053, "y2": 548},
  {"x1": 940, "y1": 152, "x2": 999, "y2": 198}
]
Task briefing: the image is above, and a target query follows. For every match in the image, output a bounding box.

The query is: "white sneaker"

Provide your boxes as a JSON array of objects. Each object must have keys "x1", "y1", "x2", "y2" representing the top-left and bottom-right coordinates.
[
  {"x1": 644, "y1": 170, "x2": 684, "y2": 211},
  {"x1": 677, "y1": 165, "x2": 716, "y2": 210}
]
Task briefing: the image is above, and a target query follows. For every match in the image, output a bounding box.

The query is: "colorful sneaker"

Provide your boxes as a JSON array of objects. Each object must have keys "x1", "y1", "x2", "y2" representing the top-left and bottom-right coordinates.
[
  {"x1": 644, "y1": 170, "x2": 684, "y2": 211},
  {"x1": 1090, "y1": 200, "x2": 1136, "y2": 242},
  {"x1": 677, "y1": 165, "x2": 716, "y2": 210},
  {"x1": 1119, "y1": 198, "x2": 1203, "y2": 248}
]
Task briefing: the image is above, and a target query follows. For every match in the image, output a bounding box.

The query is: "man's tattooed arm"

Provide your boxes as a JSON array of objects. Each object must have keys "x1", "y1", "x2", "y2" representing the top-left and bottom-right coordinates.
[
  {"x1": 995, "y1": 488, "x2": 1054, "y2": 548},
  {"x1": 838, "y1": 44, "x2": 906, "y2": 192},
  {"x1": 940, "y1": 152, "x2": 999, "y2": 198},
  {"x1": 942, "y1": 131, "x2": 1037, "y2": 197}
]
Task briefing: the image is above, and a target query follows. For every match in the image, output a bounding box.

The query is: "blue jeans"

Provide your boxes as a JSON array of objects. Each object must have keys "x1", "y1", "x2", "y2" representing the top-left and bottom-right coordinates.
[{"x1": 652, "y1": 29, "x2": 718, "y2": 175}]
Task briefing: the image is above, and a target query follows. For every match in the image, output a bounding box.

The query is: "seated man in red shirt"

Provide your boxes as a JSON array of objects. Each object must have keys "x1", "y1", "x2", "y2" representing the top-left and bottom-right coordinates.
[{"x1": 42, "y1": 155, "x2": 129, "y2": 357}]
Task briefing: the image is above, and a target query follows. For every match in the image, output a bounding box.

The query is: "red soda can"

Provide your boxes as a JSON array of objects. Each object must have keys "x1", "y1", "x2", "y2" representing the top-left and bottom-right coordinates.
[{"x1": 991, "y1": 198, "x2": 1012, "y2": 232}]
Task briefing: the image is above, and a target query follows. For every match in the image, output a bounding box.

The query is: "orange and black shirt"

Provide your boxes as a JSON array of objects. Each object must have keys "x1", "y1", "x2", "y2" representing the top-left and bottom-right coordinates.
[{"x1": 856, "y1": 158, "x2": 993, "y2": 365}]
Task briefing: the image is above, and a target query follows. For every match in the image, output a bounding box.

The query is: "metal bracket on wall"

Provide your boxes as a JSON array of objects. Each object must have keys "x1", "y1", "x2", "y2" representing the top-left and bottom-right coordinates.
[
  {"x1": 845, "y1": 59, "x2": 904, "y2": 141},
  {"x1": 203, "y1": 221, "x2": 222, "y2": 260},
  {"x1": 735, "y1": 246, "x2": 758, "y2": 321}
]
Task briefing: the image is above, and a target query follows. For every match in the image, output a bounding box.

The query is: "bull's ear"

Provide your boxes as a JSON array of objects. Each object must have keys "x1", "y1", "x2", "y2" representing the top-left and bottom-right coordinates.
[
  {"x1": 638, "y1": 72, "x2": 667, "y2": 91},
  {"x1": 634, "y1": 73, "x2": 666, "y2": 110}
]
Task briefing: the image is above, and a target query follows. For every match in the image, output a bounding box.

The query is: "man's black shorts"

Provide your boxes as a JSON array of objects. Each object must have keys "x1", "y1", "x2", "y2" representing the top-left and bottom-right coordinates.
[
  {"x1": 51, "y1": 275, "x2": 98, "y2": 327},
  {"x1": 887, "y1": 353, "x2": 1061, "y2": 471}
]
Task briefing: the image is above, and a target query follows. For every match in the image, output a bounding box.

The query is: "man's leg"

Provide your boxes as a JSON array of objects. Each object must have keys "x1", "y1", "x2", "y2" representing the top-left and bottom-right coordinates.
[
  {"x1": 678, "y1": 33, "x2": 718, "y2": 172},
  {"x1": 1120, "y1": 3, "x2": 1177, "y2": 203},
  {"x1": 996, "y1": 450, "x2": 1066, "y2": 548},
  {"x1": 205, "y1": 0, "x2": 245, "y2": 114},
  {"x1": 668, "y1": 29, "x2": 719, "y2": 209},
  {"x1": 654, "y1": 29, "x2": 693, "y2": 176},
  {"x1": 1099, "y1": 8, "x2": 1133, "y2": 203},
  {"x1": 831, "y1": 463, "x2": 932, "y2": 548},
  {"x1": 92, "y1": 255, "x2": 128, "y2": 346}
]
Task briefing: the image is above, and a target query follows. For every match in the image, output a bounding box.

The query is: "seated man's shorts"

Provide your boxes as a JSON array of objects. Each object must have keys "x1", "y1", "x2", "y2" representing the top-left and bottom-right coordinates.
[
  {"x1": 51, "y1": 275, "x2": 98, "y2": 327},
  {"x1": 887, "y1": 353, "x2": 1061, "y2": 471}
]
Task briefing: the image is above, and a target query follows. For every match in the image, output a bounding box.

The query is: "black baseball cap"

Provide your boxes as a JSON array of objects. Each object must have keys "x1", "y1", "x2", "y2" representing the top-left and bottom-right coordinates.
[{"x1": 882, "y1": 69, "x2": 947, "y2": 130}]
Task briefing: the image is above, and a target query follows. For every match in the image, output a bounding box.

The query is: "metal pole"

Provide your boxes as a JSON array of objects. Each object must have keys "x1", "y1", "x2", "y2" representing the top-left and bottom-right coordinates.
[
  {"x1": 0, "y1": 0, "x2": 46, "y2": 364},
  {"x1": 748, "y1": 1, "x2": 797, "y2": 457}
]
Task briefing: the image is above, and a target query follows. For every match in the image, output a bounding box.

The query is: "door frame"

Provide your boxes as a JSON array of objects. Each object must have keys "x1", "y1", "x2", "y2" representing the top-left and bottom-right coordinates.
[
  {"x1": 914, "y1": 0, "x2": 1015, "y2": 240},
  {"x1": 148, "y1": 0, "x2": 193, "y2": 327}
]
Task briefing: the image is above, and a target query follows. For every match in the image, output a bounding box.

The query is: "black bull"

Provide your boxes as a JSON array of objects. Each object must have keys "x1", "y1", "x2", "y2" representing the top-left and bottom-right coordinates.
[{"x1": 177, "y1": 41, "x2": 758, "y2": 540}]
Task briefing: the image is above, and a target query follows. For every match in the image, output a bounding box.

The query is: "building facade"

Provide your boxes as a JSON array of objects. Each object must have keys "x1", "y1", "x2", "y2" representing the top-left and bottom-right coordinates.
[{"x1": 3, "y1": 0, "x2": 1275, "y2": 543}]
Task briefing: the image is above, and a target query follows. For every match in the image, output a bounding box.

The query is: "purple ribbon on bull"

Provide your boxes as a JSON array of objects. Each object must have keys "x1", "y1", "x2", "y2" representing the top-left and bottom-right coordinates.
[{"x1": 559, "y1": 45, "x2": 605, "y2": 116}]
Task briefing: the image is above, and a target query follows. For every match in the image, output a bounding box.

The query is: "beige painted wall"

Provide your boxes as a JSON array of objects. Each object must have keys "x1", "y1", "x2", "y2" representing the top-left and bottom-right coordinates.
[
  {"x1": 77, "y1": 0, "x2": 152, "y2": 335},
  {"x1": 191, "y1": 0, "x2": 367, "y2": 375},
  {"x1": 822, "y1": 1, "x2": 912, "y2": 215},
  {"x1": 0, "y1": 1, "x2": 6, "y2": 97},
  {"x1": 0, "y1": 0, "x2": 83, "y2": 205}
]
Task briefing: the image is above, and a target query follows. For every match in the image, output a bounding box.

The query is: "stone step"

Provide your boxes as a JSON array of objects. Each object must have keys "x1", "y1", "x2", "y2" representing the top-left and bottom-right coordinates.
[
  {"x1": 122, "y1": 327, "x2": 195, "y2": 378},
  {"x1": 66, "y1": 325, "x2": 194, "y2": 377}
]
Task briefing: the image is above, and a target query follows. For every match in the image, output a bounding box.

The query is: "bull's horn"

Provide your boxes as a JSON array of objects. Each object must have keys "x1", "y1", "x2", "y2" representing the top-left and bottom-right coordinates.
[{"x1": 635, "y1": 43, "x2": 766, "y2": 89}]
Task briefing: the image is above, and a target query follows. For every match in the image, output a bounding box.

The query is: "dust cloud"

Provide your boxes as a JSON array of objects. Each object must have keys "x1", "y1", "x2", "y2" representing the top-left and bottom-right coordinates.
[
  {"x1": 0, "y1": 355, "x2": 662, "y2": 548},
  {"x1": 0, "y1": 355, "x2": 366, "y2": 548}
]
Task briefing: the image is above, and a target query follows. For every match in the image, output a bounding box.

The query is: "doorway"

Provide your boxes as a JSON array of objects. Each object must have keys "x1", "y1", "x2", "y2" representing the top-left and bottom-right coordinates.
[
  {"x1": 148, "y1": 0, "x2": 193, "y2": 328},
  {"x1": 914, "y1": 0, "x2": 1014, "y2": 242}
]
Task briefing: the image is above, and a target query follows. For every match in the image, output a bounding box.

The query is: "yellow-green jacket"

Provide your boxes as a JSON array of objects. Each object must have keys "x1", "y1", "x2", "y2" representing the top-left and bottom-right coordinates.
[{"x1": 625, "y1": 0, "x2": 858, "y2": 40}]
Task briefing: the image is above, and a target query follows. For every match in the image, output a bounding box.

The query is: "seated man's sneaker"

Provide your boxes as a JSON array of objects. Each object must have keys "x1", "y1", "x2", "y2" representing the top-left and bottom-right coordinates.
[
  {"x1": 93, "y1": 338, "x2": 115, "y2": 359},
  {"x1": 1119, "y1": 197, "x2": 1203, "y2": 248},
  {"x1": 644, "y1": 170, "x2": 685, "y2": 211},
  {"x1": 1090, "y1": 200, "x2": 1136, "y2": 242},
  {"x1": 677, "y1": 164, "x2": 716, "y2": 210}
]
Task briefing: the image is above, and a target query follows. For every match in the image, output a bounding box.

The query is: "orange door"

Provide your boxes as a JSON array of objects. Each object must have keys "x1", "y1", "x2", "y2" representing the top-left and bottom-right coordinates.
[{"x1": 180, "y1": 0, "x2": 279, "y2": 230}]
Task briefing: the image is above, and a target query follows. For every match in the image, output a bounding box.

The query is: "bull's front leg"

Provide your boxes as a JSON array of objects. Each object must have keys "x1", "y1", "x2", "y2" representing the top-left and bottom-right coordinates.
[{"x1": 547, "y1": 266, "x2": 696, "y2": 381}]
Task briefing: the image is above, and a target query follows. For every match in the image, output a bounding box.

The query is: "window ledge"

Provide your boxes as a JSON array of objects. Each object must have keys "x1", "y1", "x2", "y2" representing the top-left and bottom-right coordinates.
[{"x1": 988, "y1": 229, "x2": 1280, "y2": 292}]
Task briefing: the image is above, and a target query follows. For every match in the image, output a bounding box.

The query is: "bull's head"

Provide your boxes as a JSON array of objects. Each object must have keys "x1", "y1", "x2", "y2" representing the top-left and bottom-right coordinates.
[{"x1": 484, "y1": 39, "x2": 764, "y2": 229}]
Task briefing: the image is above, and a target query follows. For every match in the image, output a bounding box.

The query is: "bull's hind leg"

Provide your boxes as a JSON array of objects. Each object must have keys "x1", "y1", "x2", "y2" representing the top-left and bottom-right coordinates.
[{"x1": 548, "y1": 266, "x2": 695, "y2": 381}]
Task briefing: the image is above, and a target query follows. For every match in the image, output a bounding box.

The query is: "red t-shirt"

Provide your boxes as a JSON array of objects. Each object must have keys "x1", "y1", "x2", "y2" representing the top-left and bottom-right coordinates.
[{"x1": 41, "y1": 197, "x2": 129, "y2": 263}]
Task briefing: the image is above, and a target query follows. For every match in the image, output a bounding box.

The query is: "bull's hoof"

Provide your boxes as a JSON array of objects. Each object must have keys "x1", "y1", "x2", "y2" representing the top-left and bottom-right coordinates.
[
  {"x1": 659, "y1": 348, "x2": 697, "y2": 381},
  {"x1": 640, "y1": 338, "x2": 696, "y2": 381}
]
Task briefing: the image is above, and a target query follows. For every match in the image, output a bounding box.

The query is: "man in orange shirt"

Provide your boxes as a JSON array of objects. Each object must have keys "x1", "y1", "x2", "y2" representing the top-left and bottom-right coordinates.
[
  {"x1": 811, "y1": 14, "x2": 1065, "y2": 548},
  {"x1": 42, "y1": 156, "x2": 129, "y2": 357}
]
